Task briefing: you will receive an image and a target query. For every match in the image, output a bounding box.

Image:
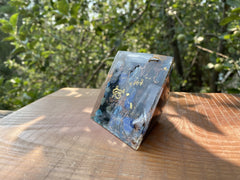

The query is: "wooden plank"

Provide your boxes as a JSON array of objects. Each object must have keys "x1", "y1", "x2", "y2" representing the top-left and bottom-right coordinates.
[
  {"x1": 0, "y1": 110, "x2": 13, "y2": 120},
  {"x1": 0, "y1": 88, "x2": 239, "y2": 179}
]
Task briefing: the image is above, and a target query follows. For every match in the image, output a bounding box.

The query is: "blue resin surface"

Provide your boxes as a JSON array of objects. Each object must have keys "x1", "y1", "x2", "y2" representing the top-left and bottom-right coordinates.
[{"x1": 91, "y1": 51, "x2": 173, "y2": 150}]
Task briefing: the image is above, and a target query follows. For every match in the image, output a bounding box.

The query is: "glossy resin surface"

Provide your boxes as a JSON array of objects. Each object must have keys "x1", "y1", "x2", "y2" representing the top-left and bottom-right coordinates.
[{"x1": 91, "y1": 51, "x2": 173, "y2": 150}]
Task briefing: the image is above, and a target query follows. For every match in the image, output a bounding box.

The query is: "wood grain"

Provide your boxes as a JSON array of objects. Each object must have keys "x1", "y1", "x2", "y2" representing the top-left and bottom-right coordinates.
[
  {"x1": 0, "y1": 88, "x2": 240, "y2": 180},
  {"x1": 0, "y1": 110, "x2": 12, "y2": 120}
]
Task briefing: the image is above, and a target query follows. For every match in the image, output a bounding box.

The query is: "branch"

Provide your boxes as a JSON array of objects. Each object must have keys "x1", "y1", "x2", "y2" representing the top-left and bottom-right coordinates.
[
  {"x1": 123, "y1": 0, "x2": 150, "y2": 36},
  {"x1": 174, "y1": 14, "x2": 185, "y2": 28},
  {"x1": 196, "y1": 45, "x2": 229, "y2": 59},
  {"x1": 184, "y1": 50, "x2": 199, "y2": 80},
  {"x1": 92, "y1": 6, "x2": 144, "y2": 24},
  {"x1": 85, "y1": 1, "x2": 151, "y2": 87},
  {"x1": 85, "y1": 57, "x2": 114, "y2": 86},
  {"x1": 221, "y1": 70, "x2": 233, "y2": 83},
  {"x1": 203, "y1": 33, "x2": 218, "y2": 38}
]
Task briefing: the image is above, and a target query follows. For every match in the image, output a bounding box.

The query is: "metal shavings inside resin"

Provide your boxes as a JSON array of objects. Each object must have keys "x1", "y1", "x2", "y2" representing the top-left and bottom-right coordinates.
[{"x1": 91, "y1": 51, "x2": 173, "y2": 150}]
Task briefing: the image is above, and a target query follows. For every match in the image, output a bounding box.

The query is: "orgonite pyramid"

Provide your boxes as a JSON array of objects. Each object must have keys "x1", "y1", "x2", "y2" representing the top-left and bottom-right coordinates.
[{"x1": 91, "y1": 51, "x2": 173, "y2": 150}]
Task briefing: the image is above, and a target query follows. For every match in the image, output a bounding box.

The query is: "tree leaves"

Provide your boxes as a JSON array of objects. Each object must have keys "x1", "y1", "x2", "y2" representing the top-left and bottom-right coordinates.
[
  {"x1": 232, "y1": 7, "x2": 240, "y2": 13},
  {"x1": 2, "y1": 36, "x2": 16, "y2": 42},
  {"x1": 220, "y1": 15, "x2": 240, "y2": 25},
  {"x1": 220, "y1": 7, "x2": 240, "y2": 25},
  {"x1": 11, "y1": 47, "x2": 25, "y2": 55},
  {"x1": 57, "y1": 0, "x2": 69, "y2": 16},
  {"x1": 41, "y1": 51, "x2": 55, "y2": 58},
  {"x1": 9, "y1": 13, "x2": 18, "y2": 27},
  {"x1": 0, "y1": 13, "x2": 18, "y2": 34},
  {"x1": 0, "y1": 23, "x2": 13, "y2": 33},
  {"x1": 226, "y1": 0, "x2": 240, "y2": 8},
  {"x1": 70, "y1": 3, "x2": 80, "y2": 18},
  {"x1": 0, "y1": 19, "x2": 13, "y2": 33}
]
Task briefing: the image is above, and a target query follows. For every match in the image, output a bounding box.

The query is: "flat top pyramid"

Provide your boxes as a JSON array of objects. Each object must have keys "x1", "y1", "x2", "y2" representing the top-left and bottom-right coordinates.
[{"x1": 91, "y1": 51, "x2": 173, "y2": 150}]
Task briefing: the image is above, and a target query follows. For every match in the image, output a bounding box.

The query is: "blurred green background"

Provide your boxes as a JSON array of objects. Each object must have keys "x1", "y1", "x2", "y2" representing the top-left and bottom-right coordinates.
[{"x1": 0, "y1": 0, "x2": 239, "y2": 110}]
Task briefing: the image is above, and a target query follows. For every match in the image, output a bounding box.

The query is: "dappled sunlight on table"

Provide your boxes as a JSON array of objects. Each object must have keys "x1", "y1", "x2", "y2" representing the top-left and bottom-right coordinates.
[{"x1": 0, "y1": 88, "x2": 239, "y2": 179}]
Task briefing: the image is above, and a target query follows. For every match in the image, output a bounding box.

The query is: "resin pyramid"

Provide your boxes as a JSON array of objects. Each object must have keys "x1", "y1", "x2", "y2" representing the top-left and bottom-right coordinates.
[{"x1": 91, "y1": 51, "x2": 173, "y2": 150}]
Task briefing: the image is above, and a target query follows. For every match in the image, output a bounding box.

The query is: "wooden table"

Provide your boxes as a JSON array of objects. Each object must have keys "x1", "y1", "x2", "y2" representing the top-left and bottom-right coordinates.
[
  {"x1": 0, "y1": 88, "x2": 240, "y2": 180},
  {"x1": 0, "y1": 110, "x2": 12, "y2": 120}
]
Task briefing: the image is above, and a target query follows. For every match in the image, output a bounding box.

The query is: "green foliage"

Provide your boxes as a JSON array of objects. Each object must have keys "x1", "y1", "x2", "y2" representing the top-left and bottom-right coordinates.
[
  {"x1": 57, "y1": 0, "x2": 69, "y2": 15},
  {"x1": 9, "y1": 13, "x2": 18, "y2": 27},
  {"x1": 220, "y1": 7, "x2": 240, "y2": 25},
  {"x1": 0, "y1": 0, "x2": 239, "y2": 110}
]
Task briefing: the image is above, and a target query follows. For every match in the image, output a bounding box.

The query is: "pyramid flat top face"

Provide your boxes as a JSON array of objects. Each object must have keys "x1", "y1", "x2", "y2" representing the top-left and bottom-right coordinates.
[{"x1": 91, "y1": 51, "x2": 173, "y2": 150}]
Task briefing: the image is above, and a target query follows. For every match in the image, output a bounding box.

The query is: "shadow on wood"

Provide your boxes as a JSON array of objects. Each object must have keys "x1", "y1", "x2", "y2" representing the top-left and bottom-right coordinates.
[{"x1": 0, "y1": 89, "x2": 239, "y2": 179}]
